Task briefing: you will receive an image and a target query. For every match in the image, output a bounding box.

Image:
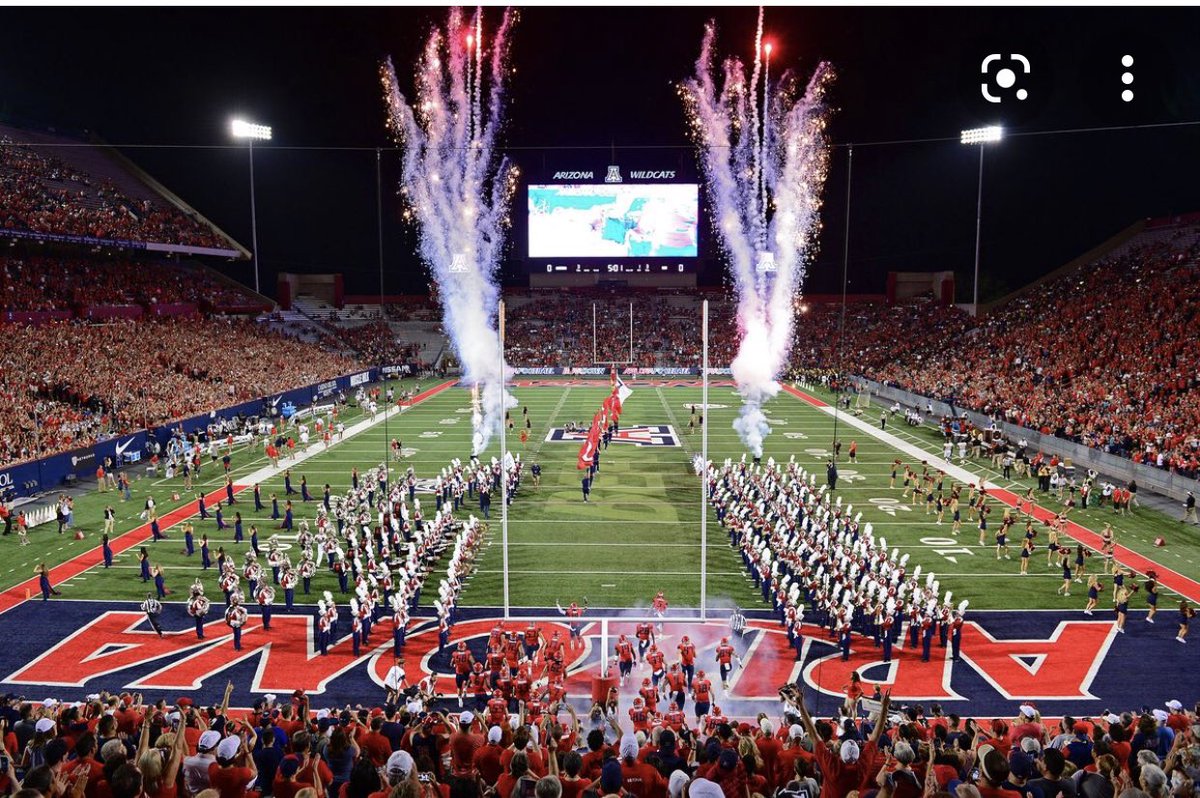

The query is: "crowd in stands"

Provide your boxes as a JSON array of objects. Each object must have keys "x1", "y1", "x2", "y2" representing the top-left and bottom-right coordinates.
[
  {"x1": 315, "y1": 321, "x2": 426, "y2": 368},
  {"x1": 504, "y1": 292, "x2": 737, "y2": 368},
  {"x1": 1, "y1": 686, "x2": 1198, "y2": 798},
  {"x1": 1, "y1": 136, "x2": 229, "y2": 249},
  {"x1": 0, "y1": 254, "x2": 258, "y2": 312},
  {"x1": 831, "y1": 233, "x2": 1200, "y2": 480},
  {"x1": 0, "y1": 318, "x2": 362, "y2": 467}
]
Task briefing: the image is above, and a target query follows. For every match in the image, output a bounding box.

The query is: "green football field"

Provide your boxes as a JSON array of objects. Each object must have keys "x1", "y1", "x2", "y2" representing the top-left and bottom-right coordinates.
[{"x1": 7, "y1": 378, "x2": 1197, "y2": 613}]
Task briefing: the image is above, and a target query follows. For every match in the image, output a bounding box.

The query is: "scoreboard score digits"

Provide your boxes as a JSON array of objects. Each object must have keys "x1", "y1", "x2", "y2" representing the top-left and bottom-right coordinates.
[{"x1": 538, "y1": 261, "x2": 694, "y2": 274}]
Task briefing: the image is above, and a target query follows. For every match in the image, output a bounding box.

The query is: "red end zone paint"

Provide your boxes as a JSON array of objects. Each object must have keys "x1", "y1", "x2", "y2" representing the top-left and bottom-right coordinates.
[
  {"x1": 0, "y1": 379, "x2": 458, "y2": 618},
  {"x1": 783, "y1": 386, "x2": 1200, "y2": 604},
  {"x1": 779, "y1": 384, "x2": 829, "y2": 407}
]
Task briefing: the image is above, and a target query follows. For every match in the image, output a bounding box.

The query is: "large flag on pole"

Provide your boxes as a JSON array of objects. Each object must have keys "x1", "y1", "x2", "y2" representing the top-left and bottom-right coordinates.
[{"x1": 613, "y1": 375, "x2": 633, "y2": 413}]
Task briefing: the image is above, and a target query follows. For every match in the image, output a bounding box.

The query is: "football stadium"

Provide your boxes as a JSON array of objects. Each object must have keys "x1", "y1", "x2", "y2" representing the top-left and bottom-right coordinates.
[{"x1": 1, "y1": 6, "x2": 1199, "y2": 798}]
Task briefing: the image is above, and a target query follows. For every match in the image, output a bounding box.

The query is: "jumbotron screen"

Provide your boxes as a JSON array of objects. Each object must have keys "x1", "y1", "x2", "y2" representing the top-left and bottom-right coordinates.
[{"x1": 527, "y1": 183, "x2": 699, "y2": 258}]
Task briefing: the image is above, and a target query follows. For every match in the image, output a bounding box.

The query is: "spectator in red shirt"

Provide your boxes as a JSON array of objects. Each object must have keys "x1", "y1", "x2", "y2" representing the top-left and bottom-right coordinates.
[
  {"x1": 358, "y1": 718, "x2": 393, "y2": 769},
  {"x1": 616, "y1": 735, "x2": 665, "y2": 798},
  {"x1": 208, "y1": 732, "x2": 259, "y2": 798},
  {"x1": 472, "y1": 727, "x2": 505, "y2": 786},
  {"x1": 448, "y1": 712, "x2": 483, "y2": 778}
]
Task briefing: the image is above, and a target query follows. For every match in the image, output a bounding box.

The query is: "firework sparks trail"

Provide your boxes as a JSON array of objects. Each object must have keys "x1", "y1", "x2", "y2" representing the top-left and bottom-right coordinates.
[
  {"x1": 681, "y1": 8, "x2": 834, "y2": 457},
  {"x1": 382, "y1": 7, "x2": 519, "y2": 454}
]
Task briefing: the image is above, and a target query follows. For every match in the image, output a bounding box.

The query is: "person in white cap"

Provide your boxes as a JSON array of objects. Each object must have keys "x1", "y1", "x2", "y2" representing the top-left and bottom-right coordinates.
[
  {"x1": 209, "y1": 727, "x2": 258, "y2": 797},
  {"x1": 449, "y1": 711, "x2": 482, "y2": 777},
  {"x1": 687, "y1": 777, "x2": 724, "y2": 798},
  {"x1": 792, "y1": 685, "x2": 891, "y2": 798},
  {"x1": 1165, "y1": 700, "x2": 1190, "y2": 734},
  {"x1": 385, "y1": 750, "x2": 415, "y2": 786},
  {"x1": 183, "y1": 729, "x2": 222, "y2": 796}
]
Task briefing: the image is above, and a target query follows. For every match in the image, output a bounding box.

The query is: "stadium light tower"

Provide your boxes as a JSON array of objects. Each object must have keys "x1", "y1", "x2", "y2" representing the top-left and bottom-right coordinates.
[
  {"x1": 230, "y1": 119, "x2": 272, "y2": 295},
  {"x1": 960, "y1": 125, "x2": 1002, "y2": 315}
]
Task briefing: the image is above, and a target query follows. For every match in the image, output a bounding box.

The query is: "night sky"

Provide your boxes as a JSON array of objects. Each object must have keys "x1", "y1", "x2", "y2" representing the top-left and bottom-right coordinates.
[{"x1": 2, "y1": 6, "x2": 1199, "y2": 300}]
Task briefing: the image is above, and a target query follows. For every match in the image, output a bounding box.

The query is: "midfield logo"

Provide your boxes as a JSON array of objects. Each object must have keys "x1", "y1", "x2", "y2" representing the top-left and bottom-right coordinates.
[{"x1": 545, "y1": 425, "x2": 679, "y2": 447}]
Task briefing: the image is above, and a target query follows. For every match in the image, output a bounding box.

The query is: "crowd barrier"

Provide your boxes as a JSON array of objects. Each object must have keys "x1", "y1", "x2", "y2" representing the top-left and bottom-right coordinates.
[
  {"x1": 859, "y1": 377, "x2": 1200, "y2": 503},
  {"x1": 0, "y1": 369, "x2": 376, "y2": 500}
]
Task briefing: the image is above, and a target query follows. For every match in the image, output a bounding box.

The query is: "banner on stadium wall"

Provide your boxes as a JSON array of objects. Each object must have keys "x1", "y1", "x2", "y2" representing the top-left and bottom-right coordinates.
[
  {"x1": 512, "y1": 367, "x2": 561, "y2": 375},
  {"x1": 349, "y1": 371, "x2": 372, "y2": 387},
  {"x1": 381, "y1": 364, "x2": 415, "y2": 377},
  {"x1": 66, "y1": 446, "x2": 97, "y2": 477},
  {"x1": 314, "y1": 380, "x2": 339, "y2": 399},
  {"x1": 0, "y1": 459, "x2": 42, "y2": 496},
  {"x1": 92, "y1": 432, "x2": 149, "y2": 469}
]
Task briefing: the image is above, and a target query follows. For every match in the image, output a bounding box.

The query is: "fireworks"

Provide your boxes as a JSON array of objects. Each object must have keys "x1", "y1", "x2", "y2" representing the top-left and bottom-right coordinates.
[
  {"x1": 381, "y1": 7, "x2": 519, "y2": 455},
  {"x1": 681, "y1": 7, "x2": 834, "y2": 457}
]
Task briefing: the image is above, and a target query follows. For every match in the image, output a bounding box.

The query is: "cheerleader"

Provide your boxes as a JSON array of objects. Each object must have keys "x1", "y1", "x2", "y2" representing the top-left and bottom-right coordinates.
[
  {"x1": 187, "y1": 580, "x2": 211, "y2": 639},
  {"x1": 1046, "y1": 523, "x2": 1060, "y2": 568},
  {"x1": 225, "y1": 592, "x2": 249, "y2": 650},
  {"x1": 1022, "y1": 487, "x2": 1036, "y2": 517},
  {"x1": 1100, "y1": 524, "x2": 1116, "y2": 573},
  {"x1": 1144, "y1": 572, "x2": 1159, "y2": 624},
  {"x1": 1084, "y1": 575, "x2": 1101, "y2": 615},
  {"x1": 935, "y1": 494, "x2": 945, "y2": 525},
  {"x1": 1073, "y1": 544, "x2": 1087, "y2": 583},
  {"x1": 1056, "y1": 551, "x2": 1073, "y2": 597},
  {"x1": 890, "y1": 460, "x2": 901, "y2": 489},
  {"x1": 1178, "y1": 600, "x2": 1194, "y2": 644},
  {"x1": 1112, "y1": 564, "x2": 1127, "y2": 603},
  {"x1": 1018, "y1": 538, "x2": 1033, "y2": 575},
  {"x1": 1114, "y1": 585, "x2": 1131, "y2": 633},
  {"x1": 138, "y1": 547, "x2": 152, "y2": 582},
  {"x1": 950, "y1": 492, "x2": 962, "y2": 535}
]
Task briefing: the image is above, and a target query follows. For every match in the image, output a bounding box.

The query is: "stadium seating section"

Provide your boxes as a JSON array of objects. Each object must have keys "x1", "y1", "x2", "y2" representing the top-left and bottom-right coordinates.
[{"x1": 0, "y1": 125, "x2": 231, "y2": 249}]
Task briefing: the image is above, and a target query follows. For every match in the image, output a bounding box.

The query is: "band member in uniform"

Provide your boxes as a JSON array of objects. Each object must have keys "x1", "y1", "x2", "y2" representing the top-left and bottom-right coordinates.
[
  {"x1": 950, "y1": 605, "x2": 966, "y2": 661},
  {"x1": 141, "y1": 592, "x2": 164, "y2": 637},
  {"x1": 187, "y1": 580, "x2": 211, "y2": 639},
  {"x1": 280, "y1": 566, "x2": 297, "y2": 611},
  {"x1": 226, "y1": 592, "x2": 249, "y2": 650},
  {"x1": 256, "y1": 582, "x2": 276, "y2": 631}
]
